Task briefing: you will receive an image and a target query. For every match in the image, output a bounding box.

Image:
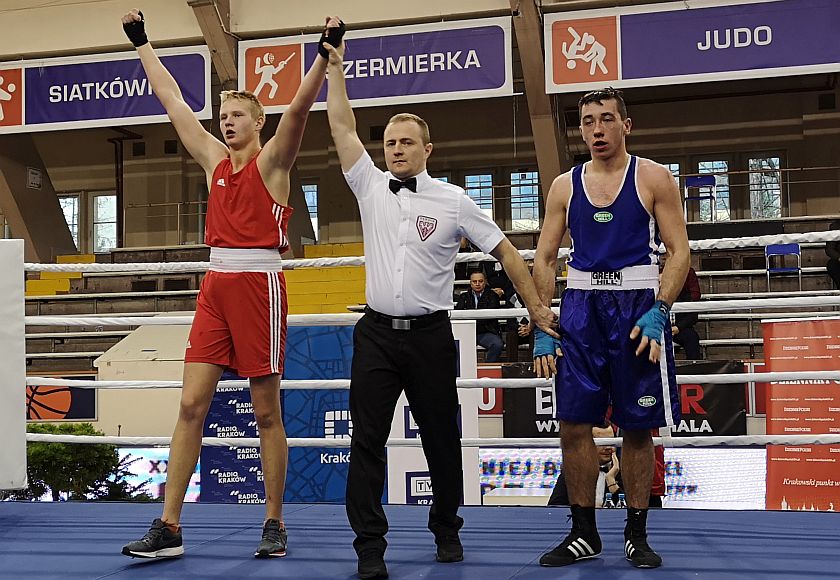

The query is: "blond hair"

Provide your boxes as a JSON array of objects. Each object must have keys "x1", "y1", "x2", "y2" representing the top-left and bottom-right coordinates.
[
  {"x1": 220, "y1": 90, "x2": 264, "y2": 121},
  {"x1": 386, "y1": 113, "x2": 431, "y2": 144}
]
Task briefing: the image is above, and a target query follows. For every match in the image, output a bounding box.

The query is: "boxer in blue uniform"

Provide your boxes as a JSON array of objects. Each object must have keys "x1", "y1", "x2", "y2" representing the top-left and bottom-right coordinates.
[{"x1": 532, "y1": 88, "x2": 690, "y2": 569}]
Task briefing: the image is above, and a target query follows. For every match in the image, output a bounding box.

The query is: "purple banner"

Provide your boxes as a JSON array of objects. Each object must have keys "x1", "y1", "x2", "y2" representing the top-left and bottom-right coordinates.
[
  {"x1": 241, "y1": 18, "x2": 512, "y2": 111},
  {"x1": 25, "y1": 53, "x2": 206, "y2": 125},
  {"x1": 621, "y1": 0, "x2": 840, "y2": 79},
  {"x1": 305, "y1": 25, "x2": 507, "y2": 102}
]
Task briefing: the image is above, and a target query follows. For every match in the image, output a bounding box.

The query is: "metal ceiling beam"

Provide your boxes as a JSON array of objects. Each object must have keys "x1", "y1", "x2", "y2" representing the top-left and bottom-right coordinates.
[
  {"x1": 510, "y1": 0, "x2": 570, "y2": 198},
  {"x1": 187, "y1": 0, "x2": 238, "y2": 90}
]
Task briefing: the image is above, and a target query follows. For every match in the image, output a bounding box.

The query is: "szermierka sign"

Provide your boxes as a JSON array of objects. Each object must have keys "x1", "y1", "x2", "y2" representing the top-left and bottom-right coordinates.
[
  {"x1": 238, "y1": 17, "x2": 512, "y2": 113},
  {"x1": 0, "y1": 46, "x2": 211, "y2": 133},
  {"x1": 545, "y1": 0, "x2": 840, "y2": 93}
]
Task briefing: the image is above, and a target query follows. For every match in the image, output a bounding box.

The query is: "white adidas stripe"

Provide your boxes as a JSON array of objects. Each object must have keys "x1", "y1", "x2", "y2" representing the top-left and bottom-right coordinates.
[
  {"x1": 577, "y1": 538, "x2": 595, "y2": 555},
  {"x1": 568, "y1": 538, "x2": 596, "y2": 559},
  {"x1": 273, "y1": 204, "x2": 289, "y2": 252},
  {"x1": 267, "y1": 272, "x2": 282, "y2": 374}
]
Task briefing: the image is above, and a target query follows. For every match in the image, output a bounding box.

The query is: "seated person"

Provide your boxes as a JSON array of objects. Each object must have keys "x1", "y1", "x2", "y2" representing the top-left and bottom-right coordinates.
[
  {"x1": 660, "y1": 254, "x2": 702, "y2": 360},
  {"x1": 458, "y1": 238, "x2": 514, "y2": 301},
  {"x1": 548, "y1": 423, "x2": 619, "y2": 508},
  {"x1": 505, "y1": 266, "x2": 535, "y2": 361},
  {"x1": 827, "y1": 220, "x2": 840, "y2": 290},
  {"x1": 455, "y1": 270, "x2": 504, "y2": 362},
  {"x1": 672, "y1": 266, "x2": 703, "y2": 360},
  {"x1": 548, "y1": 422, "x2": 665, "y2": 508}
]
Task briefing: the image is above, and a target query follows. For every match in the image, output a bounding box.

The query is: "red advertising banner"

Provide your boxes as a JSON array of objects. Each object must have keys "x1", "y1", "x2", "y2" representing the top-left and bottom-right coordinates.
[
  {"x1": 763, "y1": 317, "x2": 840, "y2": 511},
  {"x1": 477, "y1": 366, "x2": 504, "y2": 416}
]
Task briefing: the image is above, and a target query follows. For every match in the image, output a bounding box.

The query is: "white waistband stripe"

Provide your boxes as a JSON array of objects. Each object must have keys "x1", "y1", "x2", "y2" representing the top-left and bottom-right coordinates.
[
  {"x1": 209, "y1": 247, "x2": 282, "y2": 272},
  {"x1": 566, "y1": 265, "x2": 659, "y2": 290}
]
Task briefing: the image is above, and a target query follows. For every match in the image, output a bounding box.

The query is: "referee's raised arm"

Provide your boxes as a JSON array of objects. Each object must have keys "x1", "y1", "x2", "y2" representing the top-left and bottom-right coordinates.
[{"x1": 324, "y1": 40, "x2": 365, "y2": 172}]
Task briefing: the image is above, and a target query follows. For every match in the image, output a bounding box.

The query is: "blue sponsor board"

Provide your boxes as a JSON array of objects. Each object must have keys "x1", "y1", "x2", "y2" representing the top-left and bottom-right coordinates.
[
  {"x1": 200, "y1": 445, "x2": 264, "y2": 503},
  {"x1": 284, "y1": 326, "x2": 354, "y2": 503},
  {"x1": 199, "y1": 326, "x2": 355, "y2": 503},
  {"x1": 205, "y1": 383, "x2": 258, "y2": 438}
]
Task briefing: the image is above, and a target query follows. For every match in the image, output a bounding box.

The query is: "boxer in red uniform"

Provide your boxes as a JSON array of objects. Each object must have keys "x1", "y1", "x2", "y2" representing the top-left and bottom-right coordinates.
[{"x1": 118, "y1": 9, "x2": 345, "y2": 560}]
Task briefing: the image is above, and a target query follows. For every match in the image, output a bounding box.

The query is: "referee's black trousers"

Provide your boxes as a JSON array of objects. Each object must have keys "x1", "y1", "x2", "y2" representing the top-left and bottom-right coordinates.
[{"x1": 346, "y1": 311, "x2": 465, "y2": 555}]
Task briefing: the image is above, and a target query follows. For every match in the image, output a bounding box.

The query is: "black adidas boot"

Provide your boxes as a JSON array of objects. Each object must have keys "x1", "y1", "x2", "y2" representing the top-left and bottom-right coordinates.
[
  {"x1": 624, "y1": 507, "x2": 662, "y2": 568},
  {"x1": 539, "y1": 505, "x2": 602, "y2": 567}
]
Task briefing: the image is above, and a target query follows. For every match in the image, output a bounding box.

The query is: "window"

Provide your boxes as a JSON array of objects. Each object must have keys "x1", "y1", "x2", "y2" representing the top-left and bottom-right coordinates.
[
  {"x1": 663, "y1": 163, "x2": 681, "y2": 187},
  {"x1": 748, "y1": 156, "x2": 782, "y2": 219},
  {"x1": 464, "y1": 173, "x2": 493, "y2": 219},
  {"x1": 697, "y1": 161, "x2": 730, "y2": 221},
  {"x1": 302, "y1": 184, "x2": 319, "y2": 241},
  {"x1": 433, "y1": 175, "x2": 449, "y2": 183},
  {"x1": 92, "y1": 193, "x2": 117, "y2": 252},
  {"x1": 58, "y1": 194, "x2": 79, "y2": 250},
  {"x1": 510, "y1": 171, "x2": 540, "y2": 230}
]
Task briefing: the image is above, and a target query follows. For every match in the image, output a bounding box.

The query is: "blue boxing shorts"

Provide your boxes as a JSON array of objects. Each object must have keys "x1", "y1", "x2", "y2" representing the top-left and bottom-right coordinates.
[{"x1": 555, "y1": 266, "x2": 680, "y2": 430}]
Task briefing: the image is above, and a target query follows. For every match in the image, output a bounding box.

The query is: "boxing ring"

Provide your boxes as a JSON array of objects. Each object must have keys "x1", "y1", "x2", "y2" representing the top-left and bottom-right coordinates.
[
  {"x1": 3, "y1": 231, "x2": 840, "y2": 579},
  {"x1": 2, "y1": 501, "x2": 838, "y2": 579}
]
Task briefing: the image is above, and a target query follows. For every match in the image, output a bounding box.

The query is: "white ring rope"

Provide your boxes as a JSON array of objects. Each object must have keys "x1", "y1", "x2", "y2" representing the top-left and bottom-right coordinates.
[
  {"x1": 24, "y1": 377, "x2": 549, "y2": 390},
  {"x1": 24, "y1": 371, "x2": 840, "y2": 390},
  {"x1": 24, "y1": 230, "x2": 840, "y2": 272},
  {"x1": 25, "y1": 433, "x2": 840, "y2": 448},
  {"x1": 23, "y1": 295, "x2": 840, "y2": 327}
]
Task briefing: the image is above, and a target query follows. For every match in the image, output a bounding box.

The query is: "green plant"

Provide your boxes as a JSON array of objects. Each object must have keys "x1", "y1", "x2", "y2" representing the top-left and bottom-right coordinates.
[{"x1": 9, "y1": 422, "x2": 153, "y2": 501}]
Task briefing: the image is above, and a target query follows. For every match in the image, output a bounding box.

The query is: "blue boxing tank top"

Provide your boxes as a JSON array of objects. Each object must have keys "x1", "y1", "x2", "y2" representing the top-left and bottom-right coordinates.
[{"x1": 566, "y1": 155, "x2": 661, "y2": 272}]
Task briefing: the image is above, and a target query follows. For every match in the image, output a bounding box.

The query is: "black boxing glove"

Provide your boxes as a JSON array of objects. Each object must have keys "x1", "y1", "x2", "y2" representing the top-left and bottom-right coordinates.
[
  {"x1": 318, "y1": 19, "x2": 346, "y2": 59},
  {"x1": 123, "y1": 11, "x2": 149, "y2": 47}
]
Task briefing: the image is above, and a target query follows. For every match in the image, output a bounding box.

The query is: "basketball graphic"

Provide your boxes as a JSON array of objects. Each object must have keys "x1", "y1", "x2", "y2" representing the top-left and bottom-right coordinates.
[{"x1": 26, "y1": 385, "x2": 72, "y2": 420}]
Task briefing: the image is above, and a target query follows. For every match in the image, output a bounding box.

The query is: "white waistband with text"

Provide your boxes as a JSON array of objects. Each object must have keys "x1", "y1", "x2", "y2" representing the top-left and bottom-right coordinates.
[
  {"x1": 566, "y1": 265, "x2": 659, "y2": 290},
  {"x1": 209, "y1": 247, "x2": 283, "y2": 273}
]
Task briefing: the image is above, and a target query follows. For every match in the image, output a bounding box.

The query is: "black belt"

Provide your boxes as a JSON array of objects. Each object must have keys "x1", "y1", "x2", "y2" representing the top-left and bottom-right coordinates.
[{"x1": 364, "y1": 306, "x2": 448, "y2": 330}]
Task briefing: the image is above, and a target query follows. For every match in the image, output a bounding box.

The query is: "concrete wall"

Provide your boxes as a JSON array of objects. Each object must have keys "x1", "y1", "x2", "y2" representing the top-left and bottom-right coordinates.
[{"x1": 0, "y1": 134, "x2": 78, "y2": 261}]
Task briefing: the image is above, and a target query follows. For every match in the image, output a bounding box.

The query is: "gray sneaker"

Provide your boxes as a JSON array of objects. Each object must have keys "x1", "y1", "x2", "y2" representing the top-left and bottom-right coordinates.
[
  {"x1": 254, "y1": 519, "x2": 287, "y2": 558},
  {"x1": 121, "y1": 518, "x2": 184, "y2": 559}
]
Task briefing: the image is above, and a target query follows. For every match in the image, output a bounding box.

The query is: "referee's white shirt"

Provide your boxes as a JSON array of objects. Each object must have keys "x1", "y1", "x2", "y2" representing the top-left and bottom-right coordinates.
[{"x1": 344, "y1": 152, "x2": 505, "y2": 317}]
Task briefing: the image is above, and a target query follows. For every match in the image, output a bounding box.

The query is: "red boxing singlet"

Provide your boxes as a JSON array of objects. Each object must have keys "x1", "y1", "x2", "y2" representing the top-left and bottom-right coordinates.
[{"x1": 204, "y1": 153, "x2": 292, "y2": 251}]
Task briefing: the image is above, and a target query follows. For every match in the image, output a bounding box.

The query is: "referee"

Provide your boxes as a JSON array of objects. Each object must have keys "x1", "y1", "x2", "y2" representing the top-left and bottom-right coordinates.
[{"x1": 323, "y1": 40, "x2": 558, "y2": 579}]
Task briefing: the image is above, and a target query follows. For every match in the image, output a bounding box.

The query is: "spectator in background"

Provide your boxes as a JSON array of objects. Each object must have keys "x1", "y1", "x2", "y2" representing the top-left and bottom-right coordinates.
[
  {"x1": 455, "y1": 270, "x2": 504, "y2": 362},
  {"x1": 661, "y1": 254, "x2": 703, "y2": 360},
  {"x1": 548, "y1": 423, "x2": 620, "y2": 507},
  {"x1": 672, "y1": 266, "x2": 703, "y2": 360},
  {"x1": 459, "y1": 238, "x2": 515, "y2": 301},
  {"x1": 826, "y1": 220, "x2": 840, "y2": 290},
  {"x1": 505, "y1": 262, "x2": 535, "y2": 361}
]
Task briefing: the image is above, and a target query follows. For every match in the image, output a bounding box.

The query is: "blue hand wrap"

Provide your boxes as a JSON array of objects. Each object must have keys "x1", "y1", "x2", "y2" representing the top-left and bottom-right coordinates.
[
  {"x1": 533, "y1": 328, "x2": 559, "y2": 358},
  {"x1": 634, "y1": 300, "x2": 671, "y2": 343}
]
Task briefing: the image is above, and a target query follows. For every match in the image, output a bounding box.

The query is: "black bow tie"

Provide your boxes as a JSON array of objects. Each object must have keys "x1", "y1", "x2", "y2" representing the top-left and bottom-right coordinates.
[{"x1": 389, "y1": 177, "x2": 417, "y2": 194}]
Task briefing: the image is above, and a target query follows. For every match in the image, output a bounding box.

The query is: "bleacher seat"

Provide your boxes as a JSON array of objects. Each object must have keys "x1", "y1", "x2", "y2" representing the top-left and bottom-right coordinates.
[
  {"x1": 765, "y1": 243, "x2": 802, "y2": 291},
  {"x1": 684, "y1": 175, "x2": 717, "y2": 222}
]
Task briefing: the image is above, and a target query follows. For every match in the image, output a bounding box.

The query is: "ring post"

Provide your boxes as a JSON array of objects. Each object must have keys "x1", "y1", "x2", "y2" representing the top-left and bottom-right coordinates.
[{"x1": 0, "y1": 239, "x2": 26, "y2": 489}]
